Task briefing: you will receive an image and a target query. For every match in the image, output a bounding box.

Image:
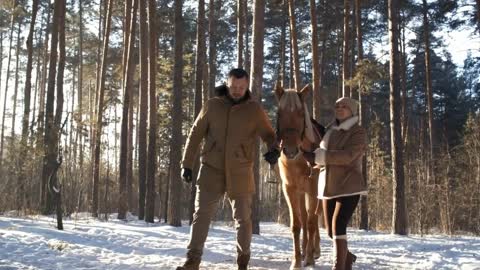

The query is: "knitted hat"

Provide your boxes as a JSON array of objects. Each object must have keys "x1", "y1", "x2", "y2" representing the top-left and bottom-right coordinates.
[{"x1": 335, "y1": 97, "x2": 359, "y2": 116}]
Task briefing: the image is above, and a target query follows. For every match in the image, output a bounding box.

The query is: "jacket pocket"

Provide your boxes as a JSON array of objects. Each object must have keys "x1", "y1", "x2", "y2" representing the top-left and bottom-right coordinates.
[
  {"x1": 240, "y1": 143, "x2": 253, "y2": 161},
  {"x1": 201, "y1": 140, "x2": 216, "y2": 156}
]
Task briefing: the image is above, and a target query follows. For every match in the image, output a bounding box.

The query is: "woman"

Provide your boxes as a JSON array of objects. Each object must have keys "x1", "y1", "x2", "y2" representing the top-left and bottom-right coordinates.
[{"x1": 303, "y1": 97, "x2": 367, "y2": 270}]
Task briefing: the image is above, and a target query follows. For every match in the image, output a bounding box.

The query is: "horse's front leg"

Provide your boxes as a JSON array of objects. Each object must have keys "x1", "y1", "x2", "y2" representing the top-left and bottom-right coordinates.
[
  {"x1": 304, "y1": 193, "x2": 320, "y2": 266},
  {"x1": 283, "y1": 185, "x2": 302, "y2": 270}
]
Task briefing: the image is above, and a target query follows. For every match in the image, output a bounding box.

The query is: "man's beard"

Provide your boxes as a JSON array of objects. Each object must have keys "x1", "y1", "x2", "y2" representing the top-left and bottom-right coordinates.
[{"x1": 227, "y1": 92, "x2": 247, "y2": 104}]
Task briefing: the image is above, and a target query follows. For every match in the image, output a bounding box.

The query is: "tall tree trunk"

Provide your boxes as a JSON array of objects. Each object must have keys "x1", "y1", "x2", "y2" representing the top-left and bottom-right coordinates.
[
  {"x1": 342, "y1": 0, "x2": 351, "y2": 97},
  {"x1": 91, "y1": 0, "x2": 104, "y2": 191},
  {"x1": 400, "y1": 9, "x2": 408, "y2": 144},
  {"x1": 52, "y1": 0, "x2": 66, "y2": 229},
  {"x1": 309, "y1": 0, "x2": 320, "y2": 119},
  {"x1": 145, "y1": 0, "x2": 157, "y2": 223},
  {"x1": 243, "y1": 0, "x2": 250, "y2": 73},
  {"x1": 388, "y1": 0, "x2": 407, "y2": 235},
  {"x1": 12, "y1": 23, "x2": 21, "y2": 141},
  {"x1": 118, "y1": 0, "x2": 138, "y2": 220},
  {"x1": 127, "y1": 85, "x2": 135, "y2": 212},
  {"x1": 138, "y1": 0, "x2": 149, "y2": 221},
  {"x1": 41, "y1": 0, "x2": 62, "y2": 214},
  {"x1": 92, "y1": 0, "x2": 114, "y2": 218},
  {"x1": 168, "y1": 0, "x2": 184, "y2": 227},
  {"x1": 0, "y1": 8, "x2": 16, "y2": 168},
  {"x1": 31, "y1": 26, "x2": 42, "y2": 141},
  {"x1": 277, "y1": 0, "x2": 289, "y2": 225},
  {"x1": 36, "y1": 6, "x2": 51, "y2": 152},
  {"x1": 190, "y1": 0, "x2": 207, "y2": 224},
  {"x1": 77, "y1": 0, "x2": 84, "y2": 175},
  {"x1": 287, "y1": 0, "x2": 301, "y2": 90},
  {"x1": 17, "y1": 0, "x2": 39, "y2": 210},
  {"x1": 250, "y1": 0, "x2": 266, "y2": 235},
  {"x1": 355, "y1": 0, "x2": 368, "y2": 230},
  {"x1": 237, "y1": 0, "x2": 246, "y2": 68},
  {"x1": 422, "y1": 0, "x2": 435, "y2": 186},
  {"x1": 208, "y1": 0, "x2": 220, "y2": 97}
]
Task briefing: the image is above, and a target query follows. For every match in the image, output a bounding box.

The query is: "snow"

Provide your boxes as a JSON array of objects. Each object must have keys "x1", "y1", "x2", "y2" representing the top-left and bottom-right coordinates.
[{"x1": 0, "y1": 213, "x2": 479, "y2": 270}]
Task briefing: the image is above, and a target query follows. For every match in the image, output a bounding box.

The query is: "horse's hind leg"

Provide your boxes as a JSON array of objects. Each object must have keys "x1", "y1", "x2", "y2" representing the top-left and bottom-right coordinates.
[{"x1": 283, "y1": 186, "x2": 302, "y2": 269}]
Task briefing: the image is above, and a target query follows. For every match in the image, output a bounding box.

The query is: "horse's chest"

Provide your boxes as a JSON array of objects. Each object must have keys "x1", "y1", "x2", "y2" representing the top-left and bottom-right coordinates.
[{"x1": 279, "y1": 159, "x2": 310, "y2": 187}]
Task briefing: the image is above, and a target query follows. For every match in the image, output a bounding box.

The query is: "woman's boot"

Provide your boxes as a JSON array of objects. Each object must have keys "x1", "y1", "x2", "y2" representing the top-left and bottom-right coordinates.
[
  {"x1": 345, "y1": 250, "x2": 357, "y2": 270},
  {"x1": 332, "y1": 239, "x2": 347, "y2": 270}
]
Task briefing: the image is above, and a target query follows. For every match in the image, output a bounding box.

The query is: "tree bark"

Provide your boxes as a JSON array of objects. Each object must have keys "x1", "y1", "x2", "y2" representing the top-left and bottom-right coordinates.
[
  {"x1": 52, "y1": 0, "x2": 66, "y2": 229},
  {"x1": 355, "y1": 0, "x2": 368, "y2": 230},
  {"x1": 92, "y1": 0, "x2": 114, "y2": 218},
  {"x1": 138, "y1": 0, "x2": 149, "y2": 220},
  {"x1": 388, "y1": 0, "x2": 407, "y2": 235},
  {"x1": 342, "y1": 0, "x2": 351, "y2": 97},
  {"x1": 145, "y1": 0, "x2": 158, "y2": 223},
  {"x1": 208, "y1": 0, "x2": 220, "y2": 97},
  {"x1": 118, "y1": 0, "x2": 138, "y2": 220},
  {"x1": 0, "y1": 8, "x2": 16, "y2": 168},
  {"x1": 237, "y1": 0, "x2": 246, "y2": 68},
  {"x1": 422, "y1": 0, "x2": 435, "y2": 186},
  {"x1": 41, "y1": 0, "x2": 62, "y2": 214},
  {"x1": 168, "y1": 0, "x2": 185, "y2": 227},
  {"x1": 287, "y1": 0, "x2": 301, "y2": 90},
  {"x1": 190, "y1": 0, "x2": 207, "y2": 224},
  {"x1": 36, "y1": 6, "x2": 51, "y2": 153},
  {"x1": 77, "y1": 0, "x2": 84, "y2": 174},
  {"x1": 11, "y1": 22, "x2": 21, "y2": 142},
  {"x1": 310, "y1": 0, "x2": 320, "y2": 119},
  {"x1": 250, "y1": 0, "x2": 266, "y2": 235}
]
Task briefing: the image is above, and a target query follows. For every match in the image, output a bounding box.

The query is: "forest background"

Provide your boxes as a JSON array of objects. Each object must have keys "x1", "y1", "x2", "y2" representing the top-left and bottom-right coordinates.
[{"x1": 0, "y1": 0, "x2": 479, "y2": 236}]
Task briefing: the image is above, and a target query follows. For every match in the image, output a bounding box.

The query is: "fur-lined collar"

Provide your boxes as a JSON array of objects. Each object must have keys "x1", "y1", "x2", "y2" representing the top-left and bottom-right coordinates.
[
  {"x1": 215, "y1": 84, "x2": 251, "y2": 105},
  {"x1": 330, "y1": 116, "x2": 359, "y2": 131}
]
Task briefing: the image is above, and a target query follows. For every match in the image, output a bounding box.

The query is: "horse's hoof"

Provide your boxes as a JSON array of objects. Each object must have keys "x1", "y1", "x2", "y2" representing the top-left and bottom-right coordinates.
[
  {"x1": 290, "y1": 260, "x2": 302, "y2": 270},
  {"x1": 314, "y1": 249, "x2": 321, "y2": 259},
  {"x1": 304, "y1": 258, "x2": 315, "y2": 267}
]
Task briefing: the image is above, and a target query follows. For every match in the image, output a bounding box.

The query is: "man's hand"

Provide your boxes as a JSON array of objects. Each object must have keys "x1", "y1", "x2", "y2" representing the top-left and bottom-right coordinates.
[
  {"x1": 303, "y1": 151, "x2": 315, "y2": 166},
  {"x1": 181, "y1": 168, "x2": 193, "y2": 183},
  {"x1": 263, "y1": 148, "x2": 280, "y2": 165}
]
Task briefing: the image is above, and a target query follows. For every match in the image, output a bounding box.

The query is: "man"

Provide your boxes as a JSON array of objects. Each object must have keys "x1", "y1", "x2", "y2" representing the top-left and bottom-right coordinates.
[{"x1": 177, "y1": 68, "x2": 280, "y2": 270}]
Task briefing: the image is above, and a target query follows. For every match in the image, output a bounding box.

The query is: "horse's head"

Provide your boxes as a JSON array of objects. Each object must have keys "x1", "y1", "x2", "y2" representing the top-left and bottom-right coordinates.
[{"x1": 274, "y1": 81, "x2": 312, "y2": 159}]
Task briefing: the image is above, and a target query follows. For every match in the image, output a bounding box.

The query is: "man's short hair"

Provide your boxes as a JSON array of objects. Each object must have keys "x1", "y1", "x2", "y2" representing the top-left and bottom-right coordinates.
[{"x1": 228, "y1": 68, "x2": 249, "y2": 79}]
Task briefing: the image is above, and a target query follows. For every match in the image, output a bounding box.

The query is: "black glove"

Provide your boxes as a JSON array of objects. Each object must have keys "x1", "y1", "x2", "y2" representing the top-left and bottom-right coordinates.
[
  {"x1": 303, "y1": 151, "x2": 315, "y2": 166},
  {"x1": 181, "y1": 168, "x2": 193, "y2": 183},
  {"x1": 263, "y1": 148, "x2": 280, "y2": 165}
]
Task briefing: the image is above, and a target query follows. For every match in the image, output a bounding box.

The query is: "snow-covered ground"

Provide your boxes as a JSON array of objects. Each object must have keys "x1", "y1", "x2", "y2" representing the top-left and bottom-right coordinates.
[{"x1": 0, "y1": 213, "x2": 479, "y2": 270}]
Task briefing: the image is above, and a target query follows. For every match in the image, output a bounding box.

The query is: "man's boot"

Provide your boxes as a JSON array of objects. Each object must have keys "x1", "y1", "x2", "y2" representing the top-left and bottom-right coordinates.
[
  {"x1": 176, "y1": 250, "x2": 201, "y2": 270},
  {"x1": 332, "y1": 239, "x2": 347, "y2": 270},
  {"x1": 237, "y1": 253, "x2": 250, "y2": 270},
  {"x1": 345, "y1": 250, "x2": 357, "y2": 270}
]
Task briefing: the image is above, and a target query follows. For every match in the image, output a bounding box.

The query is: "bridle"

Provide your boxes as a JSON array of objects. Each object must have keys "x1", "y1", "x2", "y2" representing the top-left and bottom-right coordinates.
[{"x1": 275, "y1": 94, "x2": 320, "y2": 178}]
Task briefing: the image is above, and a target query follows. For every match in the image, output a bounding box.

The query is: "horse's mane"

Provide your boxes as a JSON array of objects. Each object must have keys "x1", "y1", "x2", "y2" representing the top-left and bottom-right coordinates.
[{"x1": 278, "y1": 90, "x2": 317, "y2": 143}]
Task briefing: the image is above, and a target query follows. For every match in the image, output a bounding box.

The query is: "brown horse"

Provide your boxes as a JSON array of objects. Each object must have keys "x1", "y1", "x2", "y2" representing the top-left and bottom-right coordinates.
[{"x1": 274, "y1": 82, "x2": 323, "y2": 269}]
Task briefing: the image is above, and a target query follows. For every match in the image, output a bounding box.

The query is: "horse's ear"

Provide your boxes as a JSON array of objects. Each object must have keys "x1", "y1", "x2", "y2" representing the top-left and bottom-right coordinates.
[
  {"x1": 274, "y1": 81, "x2": 284, "y2": 101},
  {"x1": 298, "y1": 84, "x2": 311, "y2": 101}
]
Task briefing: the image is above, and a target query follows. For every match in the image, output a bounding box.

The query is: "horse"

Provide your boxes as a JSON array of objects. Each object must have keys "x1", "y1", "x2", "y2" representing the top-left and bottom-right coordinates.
[{"x1": 274, "y1": 82, "x2": 324, "y2": 269}]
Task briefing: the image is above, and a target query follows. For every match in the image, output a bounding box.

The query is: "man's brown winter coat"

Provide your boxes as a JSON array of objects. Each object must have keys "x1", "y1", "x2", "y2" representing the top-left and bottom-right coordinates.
[
  {"x1": 314, "y1": 116, "x2": 367, "y2": 198},
  {"x1": 182, "y1": 94, "x2": 276, "y2": 197}
]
